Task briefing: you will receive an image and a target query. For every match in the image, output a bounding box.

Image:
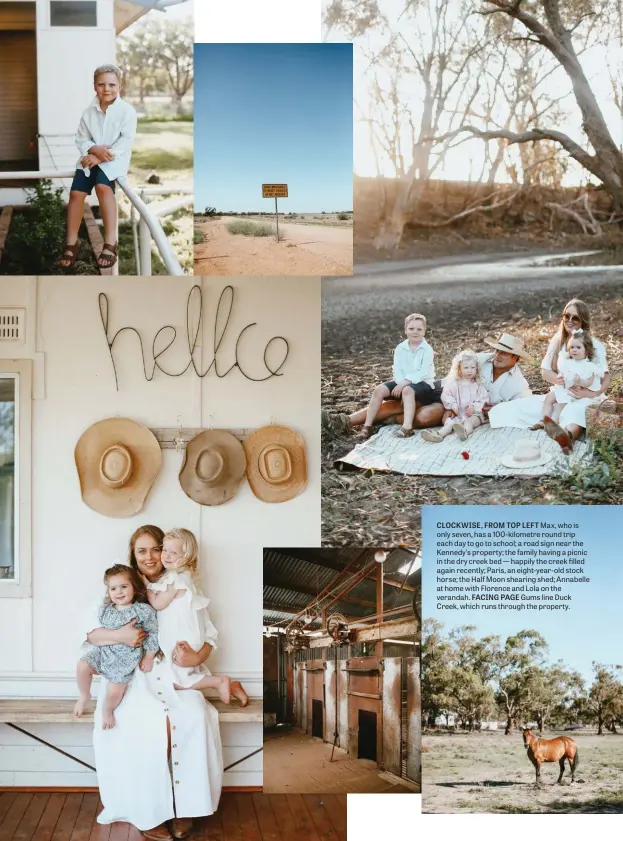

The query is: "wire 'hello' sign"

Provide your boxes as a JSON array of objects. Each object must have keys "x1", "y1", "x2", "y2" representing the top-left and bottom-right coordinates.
[{"x1": 99, "y1": 284, "x2": 290, "y2": 391}]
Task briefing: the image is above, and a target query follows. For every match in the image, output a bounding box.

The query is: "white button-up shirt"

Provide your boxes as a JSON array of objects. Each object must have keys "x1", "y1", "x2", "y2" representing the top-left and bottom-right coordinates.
[
  {"x1": 393, "y1": 337, "x2": 436, "y2": 386},
  {"x1": 477, "y1": 351, "x2": 532, "y2": 404},
  {"x1": 75, "y1": 96, "x2": 137, "y2": 181}
]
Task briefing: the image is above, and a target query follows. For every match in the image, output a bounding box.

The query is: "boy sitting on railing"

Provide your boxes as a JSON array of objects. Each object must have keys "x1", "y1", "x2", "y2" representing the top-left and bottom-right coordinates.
[{"x1": 59, "y1": 64, "x2": 137, "y2": 271}]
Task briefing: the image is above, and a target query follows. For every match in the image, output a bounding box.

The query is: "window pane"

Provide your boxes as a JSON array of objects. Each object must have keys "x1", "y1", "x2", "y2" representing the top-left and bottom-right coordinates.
[
  {"x1": 50, "y1": 1, "x2": 97, "y2": 27},
  {"x1": 0, "y1": 377, "x2": 15, "y2": 581}
]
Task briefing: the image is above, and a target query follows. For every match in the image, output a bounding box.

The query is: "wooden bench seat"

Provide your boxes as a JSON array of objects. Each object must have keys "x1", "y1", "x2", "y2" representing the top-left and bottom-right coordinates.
[{"x1": 0, "y1": 697, "x2": 263, "y2": 724}]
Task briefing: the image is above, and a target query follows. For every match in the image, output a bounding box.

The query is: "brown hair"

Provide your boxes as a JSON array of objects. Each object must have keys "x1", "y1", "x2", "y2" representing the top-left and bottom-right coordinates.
[
  {"x1": 128, "y1": 525, "x2": 165, "y2": 572},
  {"x1": 103, "y1": 563, "x2": 148, "y2": 605},
  {"x1": 551, "y1": 299, "x2": 591, "y2": 374},
  {"x1": 566, "y1": 330, "x2": 595, "y2": 361}
]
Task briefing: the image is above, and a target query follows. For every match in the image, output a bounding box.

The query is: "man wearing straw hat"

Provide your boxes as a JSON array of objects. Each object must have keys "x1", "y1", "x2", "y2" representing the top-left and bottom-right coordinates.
[
  {"x1": 477, "y1": 332, "x2": 532, "y2": 421},
  {"x1": 323, "y1": 331, "x2": 532, "y2": 434}
]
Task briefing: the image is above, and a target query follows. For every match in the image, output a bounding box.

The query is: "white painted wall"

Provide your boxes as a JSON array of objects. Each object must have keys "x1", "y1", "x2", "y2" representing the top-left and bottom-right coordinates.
[
  {"x1": 36, "y1": 1, "x2": 116, "y2": 170},
  {"x1": 0, "y1": 276, "x2": 322, "y2": 787}
]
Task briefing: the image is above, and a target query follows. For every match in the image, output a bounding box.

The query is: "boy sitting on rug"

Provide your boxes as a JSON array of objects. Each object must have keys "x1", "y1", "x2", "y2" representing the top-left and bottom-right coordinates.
[{"x1": 359, "y1": 313, "x2": 440, "y2": 439}]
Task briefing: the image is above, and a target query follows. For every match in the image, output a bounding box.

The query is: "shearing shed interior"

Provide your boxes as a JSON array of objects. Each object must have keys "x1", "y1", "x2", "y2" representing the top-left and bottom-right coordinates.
[{"x1": 263, "y1": 547, "x2": 421, "y2": 794}]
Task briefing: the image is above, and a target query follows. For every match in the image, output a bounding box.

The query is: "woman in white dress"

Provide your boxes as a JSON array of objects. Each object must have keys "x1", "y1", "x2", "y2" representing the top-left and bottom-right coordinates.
[
  {"x1": 84, "y1": 525, "x2": 223, "y2": 841},
  {"x1": 489, "y1": 298, "x2": 611, "y2": 451}
]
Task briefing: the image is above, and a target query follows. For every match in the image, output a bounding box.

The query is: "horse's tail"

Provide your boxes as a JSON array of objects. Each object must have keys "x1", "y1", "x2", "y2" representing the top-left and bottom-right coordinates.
[{"x1": 571, "y1": 746, "x2": 579, "y2": 773}]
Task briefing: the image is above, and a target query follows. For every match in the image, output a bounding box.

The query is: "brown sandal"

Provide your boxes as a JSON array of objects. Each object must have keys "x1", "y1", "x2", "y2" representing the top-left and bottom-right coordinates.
[
  {"x1": 395, "y1": 427, "x2": 414, "y2": 438},
  {"x1": 97, "y1": 242, "x2": 118, "y2": 269},
  {"x1": 360, "y1": 425, "x2": 374, "y2": 440},
  {"x1": 58, "y1": 242, "x2": 80, "y2": 269}
]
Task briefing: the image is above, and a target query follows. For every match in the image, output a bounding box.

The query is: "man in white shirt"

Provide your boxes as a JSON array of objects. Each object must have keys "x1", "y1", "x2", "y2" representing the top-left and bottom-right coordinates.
[
  {"x1": 477, "y1": 333, "x2": 532, "y2": 419},
  {"x1": 59, "y1": 64, "x2": 137, "y2": 272}
]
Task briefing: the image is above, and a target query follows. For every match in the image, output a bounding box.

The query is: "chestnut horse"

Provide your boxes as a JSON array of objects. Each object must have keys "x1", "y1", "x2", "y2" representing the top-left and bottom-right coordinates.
[{"x1": 522, "y1": 728, "x2": 579, "y2": 786}]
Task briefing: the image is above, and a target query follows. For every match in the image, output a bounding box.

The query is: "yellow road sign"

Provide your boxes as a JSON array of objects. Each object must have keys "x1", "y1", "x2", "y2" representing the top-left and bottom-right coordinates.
[{"x1": 262, "y1": 184, "x2": 288, "y2": 198}]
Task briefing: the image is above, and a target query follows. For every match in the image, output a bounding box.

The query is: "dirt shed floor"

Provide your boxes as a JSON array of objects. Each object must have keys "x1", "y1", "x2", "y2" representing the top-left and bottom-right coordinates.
[
  {"x1": 264, "y1": 728, "x2": 417, "y2": 794},
  {"x1": 422, "y1": 730, "x2": 623, "y2": 813}
]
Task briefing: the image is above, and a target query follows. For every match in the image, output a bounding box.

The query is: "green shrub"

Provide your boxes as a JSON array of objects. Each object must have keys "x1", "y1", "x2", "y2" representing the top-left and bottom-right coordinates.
[
  {"x1": 338, "y1": 212, "x2": 350, "y2": 221},
  {"x1": 227, "y1": 220, "x2": 276, "y2": 237},
  {"x1": 8, "y1": 180, "x2": 66, "y2": 273},
  {"x1": 194, "y1": 230, "x2": 207, "y2": 244}
]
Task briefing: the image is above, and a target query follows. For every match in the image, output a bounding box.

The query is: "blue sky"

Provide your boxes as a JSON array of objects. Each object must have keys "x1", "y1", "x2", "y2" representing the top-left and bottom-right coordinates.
[
  {"x1": 194, "y1": 44, "x2": 353, "y2": 213},
  {"x1": 422, "y1": 506, "x2": 621, "y2": 683}
]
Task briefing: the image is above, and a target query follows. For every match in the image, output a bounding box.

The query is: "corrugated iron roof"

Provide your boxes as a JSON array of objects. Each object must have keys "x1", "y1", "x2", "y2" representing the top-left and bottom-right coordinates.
[{"x1": 263, "y1": 547, "x2": 417, "y2": 624}]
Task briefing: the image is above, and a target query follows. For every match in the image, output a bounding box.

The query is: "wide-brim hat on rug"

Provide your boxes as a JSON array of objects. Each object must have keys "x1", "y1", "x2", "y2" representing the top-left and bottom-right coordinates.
[
  {"x1": 499, "y1": 439, "x2": 553, "y2": 469},
  {"x1": 244, "y1": 425, "x2": 307, "y2": 503},
  {"x1": 484, "y1": 332, "x2": 531, "y2": 361},
  {"x1": 75, "y1": 418, "x2": 162, "y2": 517},
  {"x1": 179, "y1": 429, "x2": 246, "y2": 506}
]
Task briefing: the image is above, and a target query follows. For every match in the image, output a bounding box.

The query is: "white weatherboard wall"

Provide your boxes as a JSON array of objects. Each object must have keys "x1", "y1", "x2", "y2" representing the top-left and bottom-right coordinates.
[
  {"x1": 36, "y1": 1, "x2": 116, "y2": 171},
  {"x1": 0, "y1": 276, "x2": 321, "y2": 787}
]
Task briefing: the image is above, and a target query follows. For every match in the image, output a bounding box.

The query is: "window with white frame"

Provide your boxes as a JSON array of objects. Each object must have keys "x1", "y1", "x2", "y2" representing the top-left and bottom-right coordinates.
[
  {"x1": 50, "y1": 1, "x2": 98, "y2": 27},
  {"x1": 0, "y1": 360, "x2": 31, "y2": 597},
  {"x1": 0, "y1": 375, "x2": 16, "y2": 581}
]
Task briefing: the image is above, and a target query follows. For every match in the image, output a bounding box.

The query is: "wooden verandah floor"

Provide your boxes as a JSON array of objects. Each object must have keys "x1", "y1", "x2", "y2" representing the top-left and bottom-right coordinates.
[{"x1": 0, "y1": 791, "x2": 347, "y2": 841}]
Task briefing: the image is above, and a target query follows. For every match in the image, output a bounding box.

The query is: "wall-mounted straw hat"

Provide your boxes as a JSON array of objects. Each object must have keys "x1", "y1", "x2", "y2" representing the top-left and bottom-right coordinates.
[
  {"x1": 483, "y1": 332, "x2": 531, "y2": 361},
  {"x1": 75, "y1": 418, "x2": 162, "y2": 518},
  {"x1": 179, "y1": 429, "x2": 246, "y2": 506},
  {"x1": 243, "y1": 425, "x2": 307, "y2": 503}
]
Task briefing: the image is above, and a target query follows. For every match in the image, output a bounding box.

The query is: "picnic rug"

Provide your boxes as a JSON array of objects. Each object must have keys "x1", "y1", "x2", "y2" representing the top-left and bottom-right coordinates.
[{"x1": 335, "y1": 424, "x2": 591, "y2": 477}]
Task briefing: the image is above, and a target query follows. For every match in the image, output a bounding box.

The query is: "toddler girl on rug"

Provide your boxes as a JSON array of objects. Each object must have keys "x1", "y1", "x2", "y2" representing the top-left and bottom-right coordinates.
[
  {"x1": 538, "y1": 330, "x2": 603, "y2": 425},
  {"x1": 421, "y1": 350, "x2": 489, "y2": 443},
  {"x1": 147, "y1": 527, "x2": 248, "y2": 706},
  {"x1": 75, "y1": 564, "x2": 159, "y2": 729}
]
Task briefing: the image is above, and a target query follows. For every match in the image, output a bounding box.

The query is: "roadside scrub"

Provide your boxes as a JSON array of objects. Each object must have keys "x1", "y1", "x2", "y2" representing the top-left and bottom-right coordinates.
[{"x1": 226, "y1": 220, "x2": 284, "y2": 239}]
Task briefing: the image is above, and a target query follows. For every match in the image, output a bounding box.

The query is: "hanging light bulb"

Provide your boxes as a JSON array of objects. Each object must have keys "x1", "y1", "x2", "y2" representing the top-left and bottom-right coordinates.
[{"x1": 374, "y1": 550, "x2": 388, "y2": 564}]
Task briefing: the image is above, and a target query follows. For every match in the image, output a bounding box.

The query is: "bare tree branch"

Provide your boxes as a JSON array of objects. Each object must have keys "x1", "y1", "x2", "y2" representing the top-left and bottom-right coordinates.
[{"x1": 409, "y1": 187, "x2": 523, "y2": 227}]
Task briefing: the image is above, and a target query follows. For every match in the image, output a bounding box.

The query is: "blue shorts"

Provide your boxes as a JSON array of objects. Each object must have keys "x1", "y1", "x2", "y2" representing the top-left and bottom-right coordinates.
[{"x1": 70, "y1": 165, "x2": 116, "y2": 195}]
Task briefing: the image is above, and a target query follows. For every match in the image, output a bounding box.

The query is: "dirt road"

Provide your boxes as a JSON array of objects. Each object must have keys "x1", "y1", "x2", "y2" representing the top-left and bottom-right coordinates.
[
  {"x1": 423, "y1": 730, "x2": 623, "y2": 813},
  {"x1": 194, "y1": 217, "x2": 353, "y2": 276}
]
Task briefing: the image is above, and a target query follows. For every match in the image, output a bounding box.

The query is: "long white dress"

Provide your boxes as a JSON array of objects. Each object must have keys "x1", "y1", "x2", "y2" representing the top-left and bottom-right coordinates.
[
  {"x1": 83, "y1": 599, "x2": 223, "y2": 831},
  {"x1": 489, "y1": 336, "x2": 608, "y2": 430},
  {"x1": 147, "y1": 570, "x2": 218, "y2": 688}
]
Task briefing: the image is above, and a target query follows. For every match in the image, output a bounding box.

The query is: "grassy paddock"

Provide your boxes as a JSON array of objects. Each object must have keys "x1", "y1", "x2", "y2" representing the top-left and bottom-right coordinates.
[{"x1": 423, "y1": 729, "x2": 623, "y2": 813}]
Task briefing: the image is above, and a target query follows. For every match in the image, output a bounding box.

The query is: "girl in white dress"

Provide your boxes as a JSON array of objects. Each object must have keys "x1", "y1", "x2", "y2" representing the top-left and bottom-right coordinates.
[
  {"x1": 147, "y1": 528, "x2": 248, "y2": 706},
  {"x1": 421, "y1": 350, "x2": 489, "y2": 443}
]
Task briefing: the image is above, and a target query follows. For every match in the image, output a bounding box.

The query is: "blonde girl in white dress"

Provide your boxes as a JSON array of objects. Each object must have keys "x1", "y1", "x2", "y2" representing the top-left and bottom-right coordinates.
[{"x1": 147, "y1": 528, "x2": 248, "y2": 706}]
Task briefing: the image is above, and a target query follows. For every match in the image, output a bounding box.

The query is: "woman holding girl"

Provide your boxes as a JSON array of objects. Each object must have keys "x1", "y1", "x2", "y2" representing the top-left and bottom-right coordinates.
[
  {"x1": 489, "y1": 298, "x2": 610, "y2": 451},
  {"x1": 82, "y1": 525, "x2": 224, "y2": 841}
]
